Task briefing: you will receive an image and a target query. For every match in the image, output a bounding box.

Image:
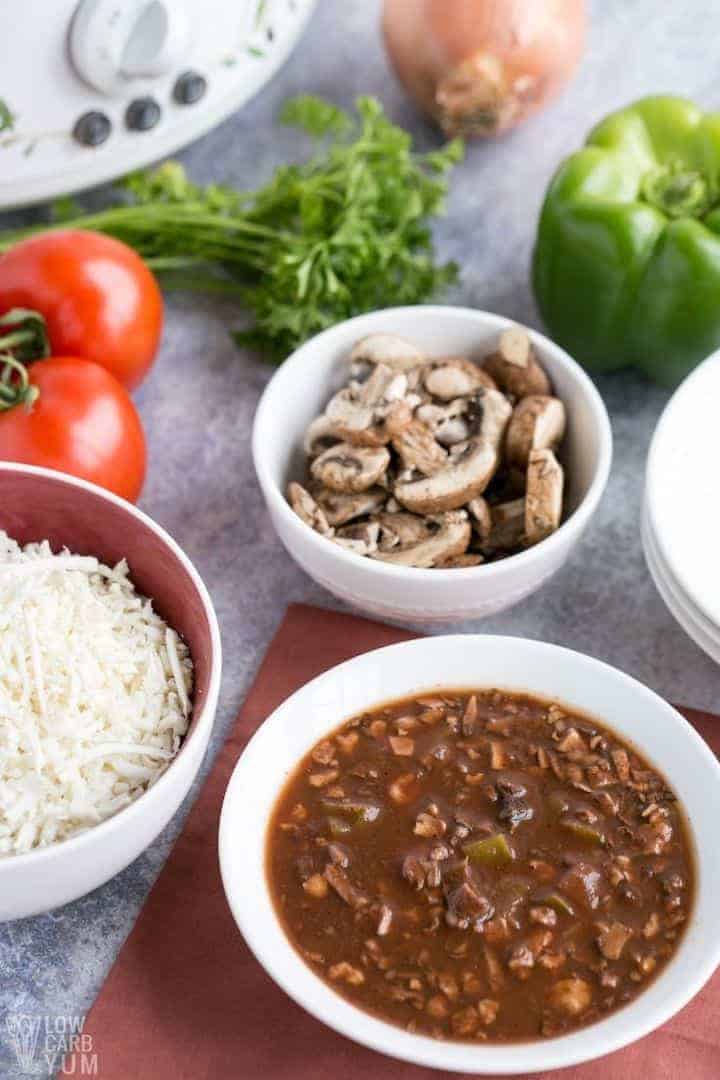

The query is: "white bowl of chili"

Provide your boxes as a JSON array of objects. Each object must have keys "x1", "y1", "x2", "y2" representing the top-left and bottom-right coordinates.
[
  {"x1": 252, "y1": 306, "x2": 612, "y2": 622},
  {"x1": 219, "y1": 635, "x2": 720, "y2": 1074}
]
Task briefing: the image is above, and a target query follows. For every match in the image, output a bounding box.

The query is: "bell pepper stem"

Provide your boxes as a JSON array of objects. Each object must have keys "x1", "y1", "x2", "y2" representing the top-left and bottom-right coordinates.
[{"x1": 642, "y1": 162, "x2": 712, "y2": 219}]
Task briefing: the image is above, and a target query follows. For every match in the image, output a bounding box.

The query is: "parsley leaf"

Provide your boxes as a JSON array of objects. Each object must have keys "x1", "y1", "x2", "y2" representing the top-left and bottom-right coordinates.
[{"x1": 0, "y1": 99, "x2": 15, "y2": 135}]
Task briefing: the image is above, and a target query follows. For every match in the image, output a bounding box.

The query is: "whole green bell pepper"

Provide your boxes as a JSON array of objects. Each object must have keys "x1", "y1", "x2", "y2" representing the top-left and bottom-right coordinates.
[{"x1": 533, "y1": 96, "x2": 720, "y2": 386}]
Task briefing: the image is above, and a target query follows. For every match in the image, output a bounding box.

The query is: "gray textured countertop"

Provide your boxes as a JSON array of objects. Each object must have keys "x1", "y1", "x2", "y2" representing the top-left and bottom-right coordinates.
[{"x1": 2, "y1": 1, "x2": 720, "y2": 1076}]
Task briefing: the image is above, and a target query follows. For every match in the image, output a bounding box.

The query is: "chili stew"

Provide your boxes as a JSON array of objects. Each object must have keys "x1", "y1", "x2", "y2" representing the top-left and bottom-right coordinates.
[{"x1": 266, "y1": 690, "x2": 694, "y2": 1042}]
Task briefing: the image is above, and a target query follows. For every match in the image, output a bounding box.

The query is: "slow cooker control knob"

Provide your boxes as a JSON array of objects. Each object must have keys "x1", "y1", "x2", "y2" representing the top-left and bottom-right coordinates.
[
  {"x1": 70, "y1": 0, "x2": 190, "y2": 96},
  {"x1": 125, "y1": 97, "x2": 162, "y2": 131},
  {"x1": 173, "y1": 71, "x2": 207, "y2": 105},
  {"x1": 73, "y1": 111, "x2": 112, "y2": 147}
]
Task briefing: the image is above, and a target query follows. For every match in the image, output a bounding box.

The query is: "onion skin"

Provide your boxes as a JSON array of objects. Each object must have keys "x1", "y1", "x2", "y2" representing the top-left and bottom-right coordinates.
[{"x1": 383, "y1": 0, "x2": 586, "y2": 138}]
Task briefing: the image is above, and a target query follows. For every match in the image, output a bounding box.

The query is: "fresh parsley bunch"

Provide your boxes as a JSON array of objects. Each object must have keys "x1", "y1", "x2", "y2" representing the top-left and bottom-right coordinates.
[{"x1": 0, "y1": 96, "x2": 463, "y2": 360}]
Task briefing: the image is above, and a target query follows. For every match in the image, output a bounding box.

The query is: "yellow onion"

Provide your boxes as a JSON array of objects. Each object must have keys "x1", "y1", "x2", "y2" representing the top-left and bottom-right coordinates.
[{"x1": 383, "y1": 0, "x2": 586, "y2": 138}]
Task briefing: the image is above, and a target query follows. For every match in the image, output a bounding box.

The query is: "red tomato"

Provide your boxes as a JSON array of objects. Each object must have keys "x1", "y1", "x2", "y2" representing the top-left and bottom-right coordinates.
[
  {"x1": 0, "y1": 231, "x2": 163, "y2": 390},
  {"x1": 0, "y1": 357, "x2": 147, "y2": 502}
]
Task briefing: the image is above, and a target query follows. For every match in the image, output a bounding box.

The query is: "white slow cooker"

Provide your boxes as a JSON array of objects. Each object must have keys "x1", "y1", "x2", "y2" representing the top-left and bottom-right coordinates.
[{"x1": 0, "y1": 0, "x2": 317, "y2": 210}]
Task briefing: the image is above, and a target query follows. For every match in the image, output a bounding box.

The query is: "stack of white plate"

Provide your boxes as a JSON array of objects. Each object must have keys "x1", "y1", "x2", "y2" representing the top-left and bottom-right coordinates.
[{"x1": 643, "y1": 351, "x2": 720, "y2": 663}]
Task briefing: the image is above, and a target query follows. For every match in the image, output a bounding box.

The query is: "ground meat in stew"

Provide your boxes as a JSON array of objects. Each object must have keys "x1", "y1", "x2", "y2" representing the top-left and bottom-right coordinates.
[{"x1": 265, "y1": 690, "x2": 694, "y2": 1042}]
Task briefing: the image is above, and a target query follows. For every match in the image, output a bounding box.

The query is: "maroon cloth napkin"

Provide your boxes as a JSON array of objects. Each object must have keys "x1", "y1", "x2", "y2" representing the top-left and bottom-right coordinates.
[{"x1": 80, "y1": 604, "x2": 719, "y2": 1079}]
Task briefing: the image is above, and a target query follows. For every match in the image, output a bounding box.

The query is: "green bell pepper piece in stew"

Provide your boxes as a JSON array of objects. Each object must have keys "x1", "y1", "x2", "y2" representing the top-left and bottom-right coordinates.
[
  {"x1": 533, "y1": 96, "x2": 720, "y2": 386},
  {"x1": 464, "y1": 832, "x2": 514, "y2": 867},
  {"x1": 539, "y1": 892, "x2": 576, "y2": 917},
  {"x1": 321, "y1": 798, "x2": 380, "y2": 825}
]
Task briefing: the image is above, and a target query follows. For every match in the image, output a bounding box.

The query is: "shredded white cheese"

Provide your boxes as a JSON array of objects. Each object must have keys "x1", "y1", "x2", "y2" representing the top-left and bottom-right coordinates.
[{"x1": 0, "y1": 531, "x2": 194, "y2": 855}]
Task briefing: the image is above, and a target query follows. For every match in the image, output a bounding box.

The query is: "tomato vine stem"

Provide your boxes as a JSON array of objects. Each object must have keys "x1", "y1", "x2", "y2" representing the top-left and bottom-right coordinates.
[{"x1": 0, "y1": 355, "x2": 39, "y2": 410}]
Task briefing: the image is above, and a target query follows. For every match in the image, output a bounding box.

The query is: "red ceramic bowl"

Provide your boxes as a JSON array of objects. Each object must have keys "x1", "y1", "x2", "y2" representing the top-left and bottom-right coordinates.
[{"x1": 0, "y1": 462, "x2": 222, "y2": 919}]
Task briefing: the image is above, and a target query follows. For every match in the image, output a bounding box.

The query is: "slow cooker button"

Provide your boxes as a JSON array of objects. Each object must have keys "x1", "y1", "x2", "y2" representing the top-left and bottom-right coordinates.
[
  {"x1": 173, "y1": 71, "x2": 207, "y2": 105},
  {"x1": 125, "y1": 97, "x2": 162, "y2": 132},
  {"x1": 72, "y1": 111, "x2": 112, "y2": 147}
]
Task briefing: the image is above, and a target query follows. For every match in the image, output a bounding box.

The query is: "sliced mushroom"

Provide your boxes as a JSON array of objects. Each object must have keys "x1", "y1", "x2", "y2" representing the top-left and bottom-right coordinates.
[
  {"x1": 304, "y1": 414, "x2": 343, "y2": 455},
  {"x1": 287, "y1": 483, "x2": 334, "y2": 536},
  {"x1": 316, "y1": 488, "x2": 387, "y2": 526},
  {"x1": 373, "y1": 511, "x2": 471, "y2": 568},
  {"x1": 334, "y1": 521, "x2": 380, "y2": 556},
  {"x1": 435, "y1": 552, "x2": 484, "y2": 568},
  {"x1": 485, "y1": 498, "x2": 526, "y2": 553},
  {"x1": 396, "y1": 390, "x2": 512, "y2": 513},
  {"x1": 394, "y1": 439, "x2": 498, "y2": 513},
  {"x1": 350, "y1": 333, "x2": 426, "y2": 371},
  {"x1": 475, "y1": 388, "x2": 513, "y2": 446},
  {"x1": 311, "y1": 443, "x2": 391, "y2": 493},
  {"x1": 505, "y1": 396, "x2": 566, "y2": 469},
  {"x1": 436, "y1": 417, "x2": 471, "y2": 447},
  {"x1": 377, "y1": 511, "x2": 432, "y2": 551},
  {"x1": 424, "y1": 358, "x2": 496, "y2": 401},
  {"x1": 304, "y1": 415, "x2": 388, "y2": 452},
  {"x1": 525, "y1": 449, "x2": 564, "y2": 545},
  {"x1": 325, "y1": 388, "x2": 375, "y2": 434},
  {"x1": 356, "y1": 398, "x2": 414, "y2": 447},
  {"x1": 389, "y1": 416, "x2": 448, "y2": 476},
  {"x1": 484, "y1": 328, "x2": 551, "y2": 398},
  {"x1": 416, "y1": 399, "x2": 470, "y2": 447},
  {"x1": 467, "y1": 496, "x2": 492, "y2": 542},
  {"x1": 313, "y1": 367, "x2": 413, "y2": 448},
  {"x1": 358, "y1": 363, "x2": 409, "y2": 406}
]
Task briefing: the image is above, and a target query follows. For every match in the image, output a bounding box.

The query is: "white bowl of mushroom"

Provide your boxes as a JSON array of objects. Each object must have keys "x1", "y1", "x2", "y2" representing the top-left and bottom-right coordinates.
[{"x1": 252, "y1": 307, "x2": 612, "y2": 622}]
